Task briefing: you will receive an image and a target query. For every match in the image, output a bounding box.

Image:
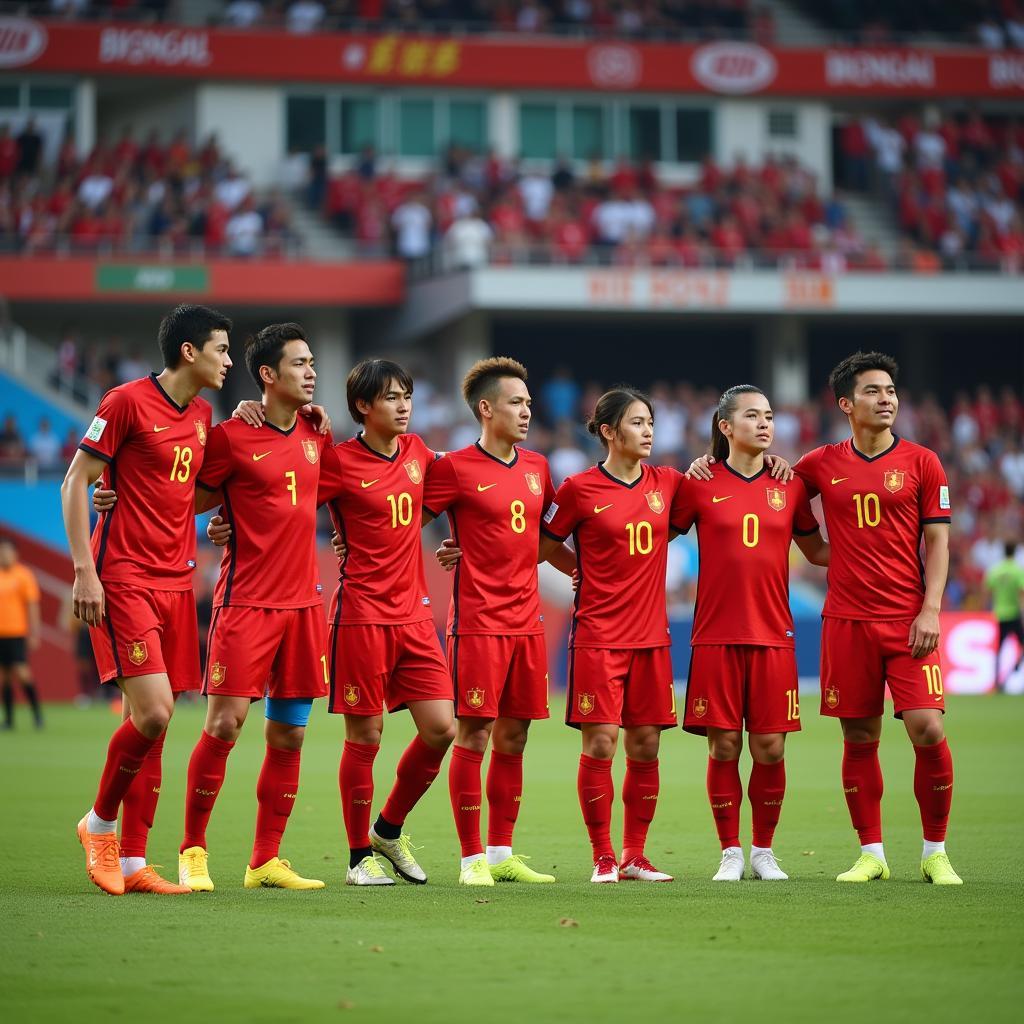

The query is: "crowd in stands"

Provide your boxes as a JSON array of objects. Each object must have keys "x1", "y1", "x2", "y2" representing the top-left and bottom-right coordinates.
[
  {"x1": 838, "y1": 110, "x2": 1024, "y2": 271},
  {"x1": 0, "y1": 121, "x2": 296, "y2": 257},
  {"x1": 316, "y1": 146, "x2": 891, "y2": 271}
]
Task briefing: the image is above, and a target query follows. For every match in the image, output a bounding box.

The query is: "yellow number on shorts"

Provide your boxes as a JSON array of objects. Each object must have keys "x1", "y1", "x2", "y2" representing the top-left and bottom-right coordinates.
[
  {"x1": 320, "y1": 653, "x2": 329, "y2": 687},
  {"x1": 786, "y1": 688, "x2": 800, "y2": 721},
  {"x1": 169, "y1": 445, "x2": 193, "y2": 483},
  {"x1": 510, "y1": 499, "x2": 526, "y2": 534},
  {"x1": 922, "y1": 664, "x2": 943, "y2": 697},
  {"x1": 285, "y1": 470, "x2": 297, "y2": 506},
  {"x1": 625, "y1": 520, "x2": 653, "y2": 556},
  {"x1": 742, "y1": 513, "x2": 759, "y2": 548},
  {"x1": 669, "y1": 682, "x2": 677, "y2": 716},
  {"x1": 853, "y1": 492, "x2": 881, "y2": 529},
  {"x1": 386, "y1": 491, "x2": 414, "y2": 528}
]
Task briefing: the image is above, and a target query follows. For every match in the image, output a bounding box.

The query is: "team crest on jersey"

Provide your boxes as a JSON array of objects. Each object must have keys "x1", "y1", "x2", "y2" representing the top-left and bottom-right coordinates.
[
  {"x1": 645, "y1": 490, "x2": 665, "y2": 514},
  {"x1": 824, "y1": 685, "x2": 840, "y2": 709},
  {"x1": 883, "y1": 470, "x2": 905, "y2": 493},
  {"x1": 127, "y1": 641, "x2": 148, "y2": 667},
  {"x1": 194, "y1": 419, "x2": 207, "y2": 446},
  {"x1": 210, "y1": 662, "x2": 226, "y2": 687},
  {"x1": 467, "y1": 687, "x2": 485, "y2": 709},
  {"x1": 302, "y1": 439, "x2": 319, "y2": 464},
  {"x1": 578, "y1": 692, "x2": 595, "y2": 716},
  {"x1": 524, "y1": 472, "x2": 542, "y2": 496},
  {"x1": 692, "y1": 696, "x2": 708, "y2": 718},
  {"x1": 766, "y1": 486, "x2": 786, "y2": 511},
  {"x1": 343, "y1": 684, "x2": 360, "y2": 706},
  {"x1": 404, "y1": 459, "x2": 422, "y2": 484}
]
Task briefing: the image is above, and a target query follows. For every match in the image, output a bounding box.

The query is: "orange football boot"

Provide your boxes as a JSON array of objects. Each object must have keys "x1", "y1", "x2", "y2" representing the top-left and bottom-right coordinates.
[
  {"x1": 77, "y1": 815, "x2": 124, "y2": 895},
  {"x1": 123, "y1": 865, "x2": 191, "y2": 894}
]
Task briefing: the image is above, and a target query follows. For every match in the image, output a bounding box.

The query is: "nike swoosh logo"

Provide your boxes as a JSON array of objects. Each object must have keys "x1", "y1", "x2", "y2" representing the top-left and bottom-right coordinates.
[
  {"x1": 360, "y1": 479, "x2": 380, "y2": 489},
  {"x1": 477, "y1": 483, "x2": 496, "y2": 492},
  {"x1": 153, "y1": 425, "x2": 170, "y2": 433},
  {"x1": 712, "y1": 495, "x2": 733, "y2": 503},
  {"x1": 252, "y1": 452, "x2": 272, "y2": 462},
  {"x1": 831, "y1": 477, "x2": 849, "y2": 485},
  {"x1": 587, "y1": 795, "x2": 604, "y2": 803},
  {"x1": 594, "y1": 503, "x2": 613, "y2": 514}
]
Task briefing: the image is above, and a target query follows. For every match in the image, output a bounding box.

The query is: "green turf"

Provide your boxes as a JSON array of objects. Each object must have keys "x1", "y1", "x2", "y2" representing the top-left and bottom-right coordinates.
[{"x1": 2, "y1": 696, "x2": 1021, "y2": 1023}]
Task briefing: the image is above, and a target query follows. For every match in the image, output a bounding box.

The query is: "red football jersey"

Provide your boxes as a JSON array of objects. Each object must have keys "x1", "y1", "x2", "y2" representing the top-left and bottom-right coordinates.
[
  {"x1": 795, "y1": 436, "x2": 951, "y2": 621},
  {"x1": 670, "y1": 463, "x2": 820, "y2": 647},
  {"x1": 422, "y1": 443, "x2": 555, "y2": 636},
  {"x1": 543, "y1": 463, "x2": 683, "y2": 649},
  {"x1": 79, "y1": 374, "x2": 212, "y2": 591},
  {"x1": 322, "y1": 432, "x2": 436, "y2": 626},
  {"x1": 196, "y1": 417, "x2": 339, "y2": 609}
]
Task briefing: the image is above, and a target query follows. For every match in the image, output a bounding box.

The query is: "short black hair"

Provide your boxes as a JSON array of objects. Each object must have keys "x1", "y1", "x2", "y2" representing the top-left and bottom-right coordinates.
[
  {"x1": 245, "y1": 322, "x2": 307, "y2": 392},
  {"x1": 828, "y1": 351, "x2": 899, "y2": 403},
  {"x1": 346, "y1": 359, "x2": 414, "y2": 424},
  {"x1": 1006, "y1": 541, "x2": 1018, "y2": 560},
  {"x1": 157, "y1": 304, "x2": 232, "y2": 369},
  {"x1": 462, "y1": 356, "x2": 528, "y2": 423},
  {"x1": 586, "y1": 386, "x2": 654, "y2": 451}
]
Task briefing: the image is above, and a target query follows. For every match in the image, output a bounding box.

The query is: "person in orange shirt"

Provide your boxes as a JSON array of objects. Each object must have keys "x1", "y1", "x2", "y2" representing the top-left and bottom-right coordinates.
[{"x1": 0, "y1": 538, "x2": 43, "y2": 729}]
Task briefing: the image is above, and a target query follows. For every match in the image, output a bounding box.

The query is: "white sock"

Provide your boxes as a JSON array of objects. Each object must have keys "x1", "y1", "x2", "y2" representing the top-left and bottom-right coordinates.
[
  {"x1": 750, "y1": 845, "x2": 772, "y2": 857},
  {"x1": 922, "y1": 840, "x2": 945, "y2": 859},
  {"x1": 861, "y1": 842, "x2": 886, "y2": 863},
  {"x1": 86, "y1": 809, "x2": 117, "y2": 834},
  {"x1": 461, "y1": 854, "x2": 486, "y2": 871},
  {"x1": 120, "y1": 856, "x2": 146, "y2": 876},
  {"x1": 486, "y1": 845, "x2": 512, "y2": 866}
]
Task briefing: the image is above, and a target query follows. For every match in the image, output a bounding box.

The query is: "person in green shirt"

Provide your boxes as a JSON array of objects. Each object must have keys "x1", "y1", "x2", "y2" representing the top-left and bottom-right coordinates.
[{"x1": 984, "y1": 542, "x2": 1024, "y2": 692}]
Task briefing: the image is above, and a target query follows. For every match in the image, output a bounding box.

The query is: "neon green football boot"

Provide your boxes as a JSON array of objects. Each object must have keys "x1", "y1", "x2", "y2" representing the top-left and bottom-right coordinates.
[
  {"x1": 488, "y1": 854, "x2": 555, "y2": 884},
  {"x1": 836, "y1": 852, "x2": 890, "y2": 882},
  {"x1": 921, "y1": 852, "x2": 963, "y2": 885}
]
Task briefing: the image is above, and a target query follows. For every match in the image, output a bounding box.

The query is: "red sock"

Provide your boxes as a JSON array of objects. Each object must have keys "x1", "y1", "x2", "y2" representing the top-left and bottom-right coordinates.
[
  {"x1": 339, "y1": 740, "x2": 378, "y2": 850},
  {"x1": 913, "y1": 739, "x2": 954, "y2": 842},
  {"x1": 181, "y1": 730, "x2": 235, "y2": 852},
  {"x1": 707, "y1": 757, "x2": 742, "y2": 849},
  {"x1": 578, "y1": 754, "x2": 615, "y2": 861},
  {"x1": 382, "y1": 735, "x2": 446, "y2": 827},
  {"x1": 93, "y1": 718, "x2": 158, "y2": 822},
  {"x1": 842, "y1": 740, "x2": 884, "y2": 844},
  {"x1": 749, "y1": 759, "x2": 786, "y2": 848},
  {"x1": 250, "y1": 745, "x2": 301, "y2": 869},
  {"x1": 120, "y1": 731, "x2": 165, "y2": 859},
  {"x1": 485, "y1": 749, "x2": 524, "y2": 848},
  {"x1": 621, "y1": 757, "x2": 659, "y2": 863},
  {"x1": 448, "y1": 745, "x2": 484, "y2": 858}
]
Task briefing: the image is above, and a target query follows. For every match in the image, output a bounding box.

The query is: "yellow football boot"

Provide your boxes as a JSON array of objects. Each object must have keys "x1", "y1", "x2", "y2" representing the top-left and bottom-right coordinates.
[
  {"x1": 836, "y1": 852, "x2": 890, "y2": 882},
  {"x1": 921, "y1": 852, "x2": 963, "y2": 885},
  {"x1": 488, "y1": 854, "x2": 555, "y2": 883},
  {"x1": 244, "y1": 857, "x2": 325, "y2": 890},
  {"x1": 178, "y1": 846, "x2": 215, "y2": 892}
]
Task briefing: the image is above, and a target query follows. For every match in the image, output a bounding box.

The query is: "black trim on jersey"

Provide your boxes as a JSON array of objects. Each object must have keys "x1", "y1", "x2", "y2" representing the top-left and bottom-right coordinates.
[
  {"x1": 474, "y1": 440, "x2": 519, "y2": 468},
  {"x1": 597, "y1": 461, "x2": 644, "y2": 489},
  {"x1": 356, "y1": 432, "x2": 399, "y2": 463},
  {"x1": 149, "y1": 372, "x2": 189, "y2": 414},
  {"x1": 195, "y1": 479, "x2": 216, "y2": 494},
  {"x1": 263, "y1": 419, "x2": 297, "y2": 437},
  {"x1": 851, "y1": 434, "x2": 900, "y2": 463},
  {"x1": 450, "y1": 635, "x2": 461, "y2": 716},
  {"x1": 78, "y1": 442, "x2": 112, "y2": 464},
  {"x1": 540, "y1": 524, "x2": 568, "y2": 543},
  {"x1": 793, "y1": 524, "x2": 820, "y2": 537},
  {"x1": 103, "y1": 611, "x2": 123, "y2": 680},
  {"x1": 565, "y1": 644, "x2": 579, "y2": 730},
  {"x1": 422, "y1": 504, "x2": 441, "y2": 520},
  {"x1": 94, "y1": 458, "x2": 118, "y2": 577},
  {"x1": 921, "y1": 516, "x2": 951, "y2": 525},
  {"x1": 680, "y1": 648, "x2": 702, "y2": 736},
  {"x1": 327, "y1": 620, "x2": 341, "y2": 711},
  {"x1": 221, "y1": 486, "x2": 238, "y2": 607},
  {"x1": 330, "y1": 503, "x2": 349, "y2": 627},
  {"x1": 201, "y1": 606, "x2": 222, "y2": 695},
  {"x1": 722, "y1": 461, "x2": 768, "y2": 483},
  {"x1": 448, "y1": 508, "x2": 462, "y2": 635}
]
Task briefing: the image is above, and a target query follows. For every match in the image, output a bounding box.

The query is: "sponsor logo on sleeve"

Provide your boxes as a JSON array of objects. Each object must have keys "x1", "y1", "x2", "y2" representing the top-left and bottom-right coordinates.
[
  {"x1": 939, "y1": 485, "x2": 950, "y2": 510},
  {"x1": 543, "y1": 502, "x2": 558, "y2": 523},
  {"x1": 86, "y1": 416, "x2": 107, "y2": 442}
]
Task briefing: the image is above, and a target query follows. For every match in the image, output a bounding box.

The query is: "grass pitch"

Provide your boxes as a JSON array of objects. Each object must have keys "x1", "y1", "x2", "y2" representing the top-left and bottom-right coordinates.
[{"x1": 2, "y1": 695, "x2": 1022, "y2": 1023}]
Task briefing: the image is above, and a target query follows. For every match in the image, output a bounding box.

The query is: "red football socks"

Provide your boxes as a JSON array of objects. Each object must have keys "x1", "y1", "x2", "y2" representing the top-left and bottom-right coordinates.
[
  {"x1": 250, "y1": 745, "x2": 301, "y2": 869},
  {"x1": 913, "y1": 739, "x2": 954, "y2": 842},
  {"x1": 485, "y1": 749, "x2": 524, "y2": 848},
  {"x1": 842, "y1": 739, "x2": 884, "y2": 844},
  {"x1": 448, "y1": 745, "x2": 484, "y2": 858},
  {"x1": 381, "y1": 734, "x2": 446, "y2": 828},
  {"x1": 749, "y1": 759, "x2": 786, "y2": 849},
  {"x1": 339, "y1": 740, "x2": 379, "y2": 850},
  {"x1": 621, "y1": 757, "x2": 659, "y2": 863},
  {"x1": 578, "y1": 754, "x2": 615, "y2": 861},
  {"x1": 181, "y1": 730, "x2": 235, "y2": 852},
  {"x1": 120, "y1": 730, "x2": 165, "y2": 859},
  {"x1": 706, "y1": 756, "x2": 742, "y2": 849},
  {"x1": 93, "y1": 718, "x2": 158, "y2": 822}
]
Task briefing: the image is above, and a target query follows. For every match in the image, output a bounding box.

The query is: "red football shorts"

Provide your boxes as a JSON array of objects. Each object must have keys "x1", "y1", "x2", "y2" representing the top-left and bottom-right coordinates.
[
  {"x1": 90, "y1": 582, "x2": 200, "y2": 692},
  {"x1": 820, "y1": 617, "x2": 945, "y2": 719},
  {"x1": 446, "y1": 632, "x2": 549, "y2": 720},
  {"x1": 683, "y1": 644, "x2": 801, "y2": 736},
  {"x1": 327, "y1": 619, "x2": 453, "y2": 716},
  {"x1": 203, "y1": 605, "x2": 328, "y2": 700},
  {"x1": 566, "y1": 646, "x2": 677, "y2": 730}
]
